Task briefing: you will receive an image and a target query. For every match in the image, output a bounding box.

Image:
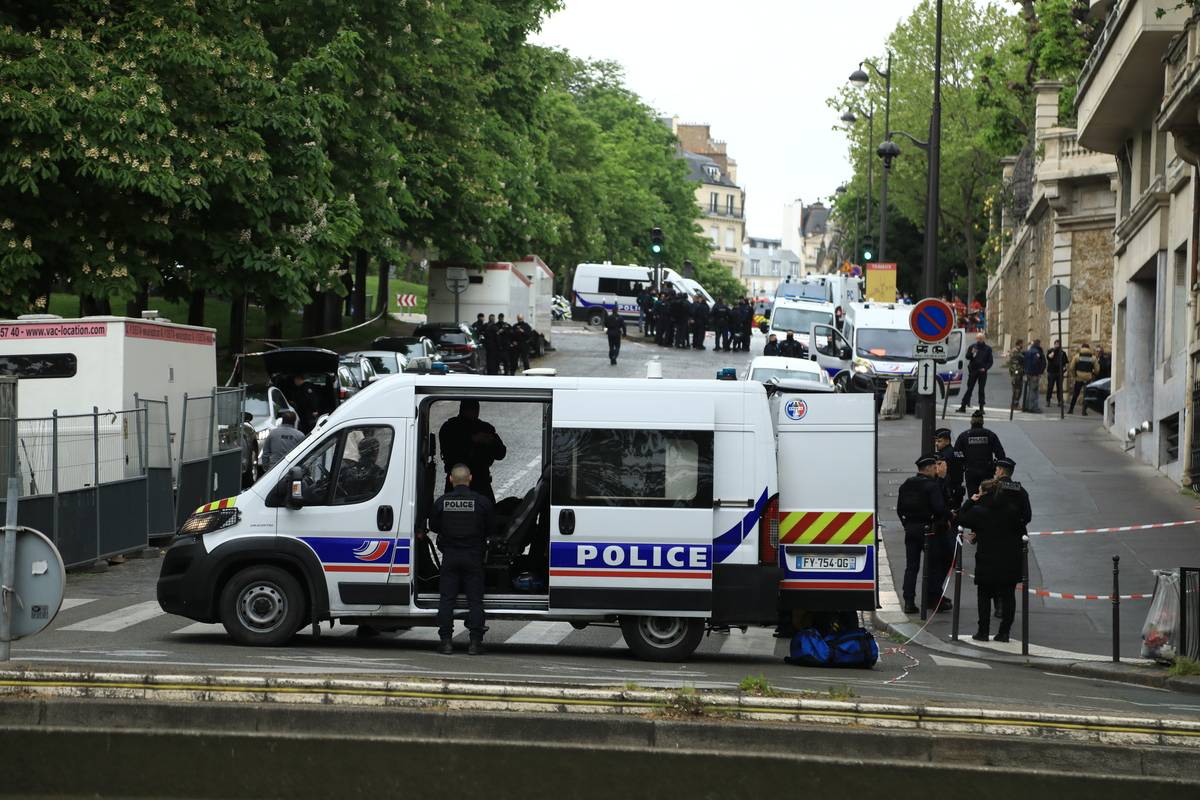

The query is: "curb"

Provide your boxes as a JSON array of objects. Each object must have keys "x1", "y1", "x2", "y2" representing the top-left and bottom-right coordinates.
[
  {"x1": 0, "y1": 668, "x2": 1197, "y2": 749},
  {"x1": 870, "y1": 609, "x2": 1200, "y2": 695}
]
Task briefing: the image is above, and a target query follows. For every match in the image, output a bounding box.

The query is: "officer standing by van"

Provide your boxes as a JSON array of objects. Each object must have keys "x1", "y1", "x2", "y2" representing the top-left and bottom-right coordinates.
[
  {"x1": 439, "y1": 399, "x2": 507, "y2": 502},
  {"x1": 954, "y1": 409, "x2": 1006, "y2": 496},
  {"x1": 690, "y1": 294, "x2": 709, "y2": 350},
  {"x1": 711, "y1": 299, "x2": 730, "y2": 352},
  {"x1": 604, "y1": 306, "x2": 626, "y2": 365},
  {"x1": 429, "y1": 463, "x2": 496, "y2": 655},
  {"x1": 934, "y1": 427, "x2": 965, "y2": 509},
  {"x1": 896, "y1": 454, "x2": 948, "y2": 614}
]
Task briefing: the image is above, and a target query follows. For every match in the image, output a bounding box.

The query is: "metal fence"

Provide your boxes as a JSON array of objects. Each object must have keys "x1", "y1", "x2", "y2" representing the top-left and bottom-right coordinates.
[
  {"x1": 1182, "y1": 567, "x2": 1200, "y2": 661},
  {"x1": 135, "y1": 396, "x2": 175, "y2": 540},
  {"x1": 0, "y1": 407, "x2": 150, "y2": 568},
  {"x1": 175, "y1": 387, "x2": 244, "y2": 528}
]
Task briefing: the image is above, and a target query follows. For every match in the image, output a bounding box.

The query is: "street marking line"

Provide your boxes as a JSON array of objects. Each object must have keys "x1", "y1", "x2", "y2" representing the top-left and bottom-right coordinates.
[
  {"x1": 504, "y1": 621, "x2": 575, "y2": 646},
  {"x1": 59, "y1": 599, "x2": 96, "y2": 611},
  {"x1": 718, "y1": 627, "x2": 779, "y2": 657},
  {"x1": 60, "y1": 601, "x2": 164, "y2": 632},
  {"x1": 173, "y1": 622, "x2": 225, "y2": 636},
  {"x1": 929, "y1": 654, "x2": 991, "y2": 670}
]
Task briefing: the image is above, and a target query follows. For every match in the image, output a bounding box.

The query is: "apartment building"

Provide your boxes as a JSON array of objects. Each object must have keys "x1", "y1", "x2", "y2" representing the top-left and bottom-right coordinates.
[
  {"x1": 1074, "y1": 0, "x2": 1197, "y2": 484},
  {"x1": 742, "y1": 237, "x2": 801, "y2": 296},
  {"x1": 674, "y1": 122, "x2": 747, "y2": 282}
]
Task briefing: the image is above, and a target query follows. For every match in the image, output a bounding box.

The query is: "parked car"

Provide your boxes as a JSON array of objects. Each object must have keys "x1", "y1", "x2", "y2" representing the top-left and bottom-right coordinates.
[
  {"x1": 412, "y1": 323, "x2": 482, "y2": 373},
  {"x1": 744, "y1": 355, "x2": 835, "y2": 392},
  {"x1": 243, "y1": 383, "x2": 295, "y2": 470},
  {"x1": 260, "y1": 347, "x2": 341, "y2": 434},
  {"x1": 348, "y1": 349, "x2": 409, "y2": 377},
  {"x1": 338, "y1": 354, "x2": 378, "y2": 400},
  {"x1": 370, "y1": 336, "x2": 437, "y2": 372},
  {"x1": 1084, "y1": 377, "x2": 1110, "y2": 414}
]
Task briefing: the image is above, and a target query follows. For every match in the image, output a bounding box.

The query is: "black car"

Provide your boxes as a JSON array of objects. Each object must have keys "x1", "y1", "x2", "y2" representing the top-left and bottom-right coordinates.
[{"x1": 412, "y1": 323, "x2": 482, "y2": 373}]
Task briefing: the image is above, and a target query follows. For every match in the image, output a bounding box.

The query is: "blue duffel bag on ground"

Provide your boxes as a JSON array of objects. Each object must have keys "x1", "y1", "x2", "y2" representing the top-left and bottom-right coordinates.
[{"x1": 787, "y1": 627, "x2": 878, "y2": 668}]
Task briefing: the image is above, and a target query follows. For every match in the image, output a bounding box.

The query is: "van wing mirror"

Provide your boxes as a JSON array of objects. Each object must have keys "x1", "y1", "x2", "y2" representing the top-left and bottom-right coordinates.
[
  {"x1": 839, "y1": 345, "x2": 852, "y2": 361},
  {"x1": 285, "y1": 466, "x2": 305, "y2": 509}
]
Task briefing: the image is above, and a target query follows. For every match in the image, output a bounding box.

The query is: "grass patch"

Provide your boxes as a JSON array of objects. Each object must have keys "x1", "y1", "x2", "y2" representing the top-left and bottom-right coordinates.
[
  {"x1": 364, "y1": 274, "x2": 427, "y2": 314},
  {"x1": 622, "y1": 681, "x2": 643, "y2": 691},
  {"x1": 663, "y1": 685, "x2": 706, "y2": 717},
  {"x1": 737, "y1": 675, "x2": 779, "y2": 697},
  {"x1": 1170, "y1": 657, "x2": 1200, "y2": 677},
  {"x1": 811, "y1": 684, "x2": 856, "y2": 701}
]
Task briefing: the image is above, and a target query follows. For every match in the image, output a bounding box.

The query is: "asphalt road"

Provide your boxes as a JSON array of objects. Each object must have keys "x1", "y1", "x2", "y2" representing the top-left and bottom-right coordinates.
[{"x1": 13, "y1": 321, "x2": 1200, "y2": 720}]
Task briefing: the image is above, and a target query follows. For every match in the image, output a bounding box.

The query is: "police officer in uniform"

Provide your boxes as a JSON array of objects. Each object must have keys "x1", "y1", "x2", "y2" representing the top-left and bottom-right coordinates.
[
  {"x1": 776, "y1": 331, "x2": 806, "y2": 359},
  {"x1": 512, "y1": 314, "x2": 534, "y2": 372},
  {"x1": 954, "y1": 409, "x2": 1006, "y2": 497},
  {"x1": 604, "y1": 306, "x2": 626, "y2": 365},
  {"x1": 711, "y1": 299, "x2": 730, "y2": 352},
  {"x1": 438, "y1": 399, "x2": 507, "y2": 503},
  {"x1": 690, "y1": 295, "x2": 709, "y2": 350},
  {"x1": 957, "y1": 456, "x2": 1031, "y2": 642},
  {"x1": 671, "y1": 291, "x2": 690, "y2": 349},
  {"x1": 896, "y1": 454, "x2": 947, "y2": 614},
  {"x1": 429, "y1": 463, "x2": 496, "y2": 655},
  {"x1": 934, "y1": 427, "x2": 965, "y2": 509}
]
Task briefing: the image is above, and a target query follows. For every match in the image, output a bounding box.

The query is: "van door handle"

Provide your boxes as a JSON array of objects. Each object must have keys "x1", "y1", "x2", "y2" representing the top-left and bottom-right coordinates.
[
  {"x1": 377, "y1": 505, "x2": 394, "y2": 532},
  {"x1": 558, "y1": 508, "x2": 575, "y2": 535},
  {"x1": 714, "y1": 499, "x2": 754, "y2": 509}
]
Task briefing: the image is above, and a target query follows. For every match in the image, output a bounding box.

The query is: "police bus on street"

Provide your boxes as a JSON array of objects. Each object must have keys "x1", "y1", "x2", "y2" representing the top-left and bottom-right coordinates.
[{"x1": 158, "y1": 372, "x2": 877, "y2": 662}]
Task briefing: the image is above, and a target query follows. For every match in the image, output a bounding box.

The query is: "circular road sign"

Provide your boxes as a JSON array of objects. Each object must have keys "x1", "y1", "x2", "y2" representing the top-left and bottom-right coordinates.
[
  {"x1": 1044, "y1": 284, "x2": 1072, "y2": 313},
  {"x1": 8, "y1": 526, "x2": 65, "y2": 640},
  {"x1": 910, "y1": 298, "x2": 955, "y2": 343}
]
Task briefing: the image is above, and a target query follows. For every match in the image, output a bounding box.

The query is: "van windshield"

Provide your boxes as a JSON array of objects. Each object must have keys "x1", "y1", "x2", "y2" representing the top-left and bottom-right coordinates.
[
  {"x1": 856, "y1": 328, "x2": 919, "y2": 360},
  {"x1": 772, "y1": 307, "x2": 833, "y2": 335}
]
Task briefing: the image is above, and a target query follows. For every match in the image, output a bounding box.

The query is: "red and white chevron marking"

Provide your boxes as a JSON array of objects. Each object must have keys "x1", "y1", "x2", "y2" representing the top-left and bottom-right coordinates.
[
  {"x1": 1028, "y1": 519, "x2": 1200, "y2": 537},
  {"x1": 395, "y1": 293, "x2": 418, "y2": 308}
]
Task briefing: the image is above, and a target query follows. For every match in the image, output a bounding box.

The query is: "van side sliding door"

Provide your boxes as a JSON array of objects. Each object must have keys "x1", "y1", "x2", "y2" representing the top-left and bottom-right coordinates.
[{"x1": 549, "y1": 390, "x2": 715, "y2": 617}]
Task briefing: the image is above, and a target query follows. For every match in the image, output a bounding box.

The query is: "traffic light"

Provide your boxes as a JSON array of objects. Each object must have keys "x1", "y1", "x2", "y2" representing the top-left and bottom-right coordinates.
[
  {"x1": 862, "y1": 239, "x2": 874, "y2": 263},
  {"x1": 650, "y1": 227, "x2": 664, "y2": 258}
]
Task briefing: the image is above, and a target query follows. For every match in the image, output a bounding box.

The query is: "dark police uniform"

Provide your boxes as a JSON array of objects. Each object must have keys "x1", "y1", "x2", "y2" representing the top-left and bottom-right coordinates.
[
  {"x1": 438, "y1": 414, "x2": 507, "y2": 503},
  {"x1": 429, "y1": 484, "x2": 496, "y2": 650},
  {"x1": 604, "y1": 309, "x2": 626, "y2": 364},
  {"x1": 954, "y1": 414, "x2": 1006, "y2": 496},
  {"x1": 711, "y1": 301, "x2": 730, "y2": 351},
  {"x1": 512, "y1": 319, "x2": 533, "y2": 372},
  {"x1": 957, "y1": 461, "x2": 1030, "y2": 641},
  {"x1": 777, "y1": 336, "x2": 806, "y2": 359},
  {"x1": 896, "y1": 455, "x2": 947, "y2": 610},
  {"x1": 934, "y1": 429, "x2": 965, "y2": 509},
  {"x1": 691, "y1": 299, "x2": 709, "y2": 349}
]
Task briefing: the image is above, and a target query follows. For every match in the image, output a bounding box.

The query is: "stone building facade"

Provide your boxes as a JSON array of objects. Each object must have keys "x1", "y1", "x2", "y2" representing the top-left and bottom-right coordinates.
[{"x1": 986, "y1": 82, "x2": 1117, "y2": 355}]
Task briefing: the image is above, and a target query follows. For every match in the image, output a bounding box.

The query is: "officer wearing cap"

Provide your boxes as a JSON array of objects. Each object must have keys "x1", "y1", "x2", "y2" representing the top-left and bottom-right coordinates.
[
  {"x1": 895, "y1": 454, "x2": 948, "y2": 614},
  {"x1": 428, "y1": 463, "x2": 497, "y2": 655},
  {"x1": 954, "y1": 409, "x2": 1006, "y2": 497},
  {"x1": 958, "y1": 456, "x2": 1031, "y2": 642},
  {"x1": 933, "y1": 427, "x2": 965, "y2": 510}
]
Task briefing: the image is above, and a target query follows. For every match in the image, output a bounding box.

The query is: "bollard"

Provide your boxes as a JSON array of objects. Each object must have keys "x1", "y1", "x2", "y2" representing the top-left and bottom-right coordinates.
[
  {"x1": 920, "y1": 530, "x2": 931, "y2": 621},
  {"x1": 950, "y1": 536, "x2": 962, "y2": 641},
  {"x1": 1112, "y1": 555, "x2": 1121, "y2": 663},
  {"x1": 1020, "y1": 536, "x2": 1030, "y2": 656}
]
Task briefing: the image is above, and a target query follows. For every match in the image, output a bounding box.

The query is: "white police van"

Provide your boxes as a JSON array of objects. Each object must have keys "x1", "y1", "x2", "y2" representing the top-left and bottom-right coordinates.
[
  {"x1": 571, "y1": 263, "x2": 708, "y2": 326},
  {"x1": 809, "y1": 302, "x2": 965, "y2": 397},
  {"x1": 767, "y1": 298, "x2": 836, "y2": 353},
  {"x1": 158, "y1": 374, "x2": 876, "y2": 661}
]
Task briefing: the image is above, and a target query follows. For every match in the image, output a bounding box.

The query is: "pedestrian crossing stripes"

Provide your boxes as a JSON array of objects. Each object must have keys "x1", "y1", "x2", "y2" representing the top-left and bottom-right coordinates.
[
  {"x1": 504, "y1": 621, "x2": 575, "y2": 646},
  {"x1": 60, "y1": 600, "x2": 164, "y2": 632},
  {"x1": 59, "y1": 598, "x2": 96, "y2": 611}
]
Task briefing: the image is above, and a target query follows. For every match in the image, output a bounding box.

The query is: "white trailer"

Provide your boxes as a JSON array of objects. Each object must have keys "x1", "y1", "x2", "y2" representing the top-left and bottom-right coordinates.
[
  {"x1": 0, "y1": 314, "x2": 217, "y2": 488},
  {"x1": 427, "y1": 260, "x2": 552, "y2": 349}
]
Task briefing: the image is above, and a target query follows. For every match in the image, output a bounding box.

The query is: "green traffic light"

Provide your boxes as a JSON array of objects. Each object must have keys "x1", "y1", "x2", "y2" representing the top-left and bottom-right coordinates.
[
  {"x1": 651, "y1": 244, "x2": 662, "y2": 254},
  {"x1": 863, "y1": 250, "x2": 873, "y2": 261}
]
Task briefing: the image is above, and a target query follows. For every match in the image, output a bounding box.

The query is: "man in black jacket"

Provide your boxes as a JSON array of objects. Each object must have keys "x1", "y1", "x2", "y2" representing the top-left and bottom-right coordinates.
[
  {"x1": 896, "y1": 454, "x2": 948, "y2": 614},
  {"x1": 763, "y1": 334, "x2": 780, "y2": 356},
  {"x1": 690, "y1": 296, "x2": 709, "y2": 350},
  {"x1": 957, "y1": 333, "x2": 993, "y2": 413},
  {"x1": 955, "y1": 410, "x2": 1006, "y2": 496},
  {"x1": 958, "y1": 456, "x2": 1031, "y2": 642},
  {"x1": 604, "y1": 307, "x2": 626, "y2": 365},
  {"x1": 1045, "y1": 338, "x2": 1068, "y2": 408},
  {"x1": 711, "y1": 300, "x2": 730, "y2": 351},
  {"x1": 672, "y1": 293, "x2": 691, "y2": 349},
  {"x1": 429, "y1": 463, "x2": 497, "y2": 655},
  {"x1": 776, "y1": 331, "x2": 806, "y2": 359}
]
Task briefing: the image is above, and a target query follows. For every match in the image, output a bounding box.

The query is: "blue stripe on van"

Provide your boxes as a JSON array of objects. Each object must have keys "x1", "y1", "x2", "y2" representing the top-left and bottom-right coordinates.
[{"x1": 713, "y1": 488, "x2": 768, "y2": 564}]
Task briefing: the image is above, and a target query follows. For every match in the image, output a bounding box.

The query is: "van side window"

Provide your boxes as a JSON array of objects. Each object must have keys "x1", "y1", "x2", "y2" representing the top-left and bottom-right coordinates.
[
  {"x1": 597, "y1": 278, "x2": 635, "y2": 295},
  {"x1": 551, "y1": 429, "x2": 713, "y2": 509},
  {"x1": 333, "y1": 427, "x2": 393, "y2": 505},
  {"x1": 0, "y1": 353, "x2": 77, "y2": 379},
  {"x1": 294, "y1": 426, "x2": 394, "y2": 506}
]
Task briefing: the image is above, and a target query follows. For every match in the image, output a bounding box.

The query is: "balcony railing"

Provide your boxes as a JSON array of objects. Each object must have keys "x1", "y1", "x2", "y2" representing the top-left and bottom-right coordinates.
[
  {"x1": 705, "y1": 205, "x2": 745, "y2": 219},
  {"x1": 1037, "y1": 130, "x2": 1102, "y2": 169},
  {"x1": 1077, "y1": 0, "x2": 1124, "y2": 105}
]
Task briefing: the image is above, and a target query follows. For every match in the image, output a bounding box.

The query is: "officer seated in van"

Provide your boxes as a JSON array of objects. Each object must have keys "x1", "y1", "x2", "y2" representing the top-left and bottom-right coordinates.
[{"x1": 334, "y1": 432, "x2": 387, "y2": 504}]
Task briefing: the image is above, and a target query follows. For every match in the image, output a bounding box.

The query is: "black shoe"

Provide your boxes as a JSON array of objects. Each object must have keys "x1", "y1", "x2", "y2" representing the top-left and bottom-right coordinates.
[
  {"x1": 903, "y1": 603, "x2": 919, "y2": 614},
  {"x1": 468, "y1": 637, "x2": 486, "y2": 656},
  {"x1": 437, "y1": 638, "x2": 453, "y2": 655},
  {"x1": 993, "y1": 631, "x2": 1010, "y2": 643},
  {"x1": 956, "y1": 406, "x2": 966, "y2": 413},
  {"x1": 972, "y1": 632, "x2": 989, "y2": 642},
  {"x1": 936, "y1": 599, "x2": 953, "y2": 611}
]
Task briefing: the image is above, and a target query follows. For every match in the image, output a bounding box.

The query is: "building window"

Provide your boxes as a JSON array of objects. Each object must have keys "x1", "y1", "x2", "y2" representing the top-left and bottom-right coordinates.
[
  {"x1": 709, "y1": 227, "x2": 719, "y2": 246},
  {"x1": 1161, "y1": 413, "x2": 1180, "y2": 465},
  {"x1": 724, "y1": 229, "x2": 735, "y2": 251},
  {"x1": 771, "y1": 260, "x2": 781, "y2": 275},
  {"x1": 749, "y1": 259, "x2": 760, "y2": 275},
  {"x1": 709, "y1": 192, "x2": 718, "y2": 213},
  {"x1": 726, "y1": 195, "x2": 735, "y2": 216}
]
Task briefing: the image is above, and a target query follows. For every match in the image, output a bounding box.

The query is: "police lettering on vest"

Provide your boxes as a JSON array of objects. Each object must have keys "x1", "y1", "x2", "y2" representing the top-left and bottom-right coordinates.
[{"x1": 444, "y1": 499, "x2": 475, "y2": 512}]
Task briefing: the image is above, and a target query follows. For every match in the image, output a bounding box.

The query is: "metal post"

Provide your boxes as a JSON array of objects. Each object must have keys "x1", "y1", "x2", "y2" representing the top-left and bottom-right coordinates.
[
  {"x1": 0, "y1": 400, "x2": 18, "y2": 660},
  {"x1": 879, "y1": 51, "x2": 892, "y2": 261},
  {"x1": 951, "y1": 536, "x2": 962, "y2": 640},
  {"x1": 1010, "y1": 376, "x2": 1022, "y2": 422},
  {"x1": 917, "y1": 0, "x2": 944, "y2": 454},
  {"x1": 1183, "y1": 568, "x2": 1190, "y2": 661},
  {"x1": 1021, "y1": 535, "x2": 1030, "y2": 657},
  {"x1": 93, "y1": 406, "x2": 100, "y2": 560},
  {"x1": 865, "y1": 108, "x2": 874, "y2": 258},
  {"x1": 920, "y1": 529, "x2": 931, "y2": 621},
  {"x1": 453, "y1": 292, "x2": 460, "y2": 327},
  {"x1": 1112, "y1": 555, "x2": 1121, "y2": 663},
  {"x1": 1056, "y1": 281, "x2": 1065, "y2": 420},
  {"x1": 205, "y1": 389, "x2": 216, "y2": 503},
  {"x1": 51, "y1": 410, "x2": 58, "y2": 547}
]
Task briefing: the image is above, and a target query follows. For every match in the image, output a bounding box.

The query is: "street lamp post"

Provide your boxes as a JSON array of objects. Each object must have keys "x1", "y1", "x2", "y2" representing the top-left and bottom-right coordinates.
[
  {"x1": 850, "y1": 51, "x2": 893, "y2": 260},
  {"x1": 840, "y1": 108, "x2": 874, "y2": 263}
]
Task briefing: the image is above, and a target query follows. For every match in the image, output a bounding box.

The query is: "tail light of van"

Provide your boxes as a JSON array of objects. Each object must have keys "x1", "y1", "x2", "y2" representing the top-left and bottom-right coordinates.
[
  {"x1": 338, "y1": 387, "x2": 349, "y2": 400},
  {"x1": 758, "y1": 494, "x2": 780, "y2": 565}
]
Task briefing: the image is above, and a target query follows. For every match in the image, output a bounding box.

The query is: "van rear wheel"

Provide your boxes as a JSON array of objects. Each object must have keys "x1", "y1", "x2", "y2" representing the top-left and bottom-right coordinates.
[
  {"x1": 620, "y1": 615, "x2": 703, "y2": 662},
  {"x1": 587, "y1": 310, "x2": 605, "y2": 327},
  {"x1": 219, "y1": 565, "x2": 305, "y2": 646}
]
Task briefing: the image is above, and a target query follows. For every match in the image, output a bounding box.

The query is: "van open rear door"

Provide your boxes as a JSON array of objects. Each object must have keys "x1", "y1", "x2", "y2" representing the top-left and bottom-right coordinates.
[
  {"x1": 771, "y1": 393, "x2": 876, "y2": 611},
  {"x1": 549, "y1": 389, "x2": 714, "y2": 616}
]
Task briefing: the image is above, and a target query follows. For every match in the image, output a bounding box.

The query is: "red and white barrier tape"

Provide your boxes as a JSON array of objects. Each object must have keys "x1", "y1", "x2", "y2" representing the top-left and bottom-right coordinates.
[
  {"x1": 962, "y1": 576, "x2": 1154, "y2": 601},
  {"x1": 1028, "y1": 519, "x2": 1200, "y2": 537}
]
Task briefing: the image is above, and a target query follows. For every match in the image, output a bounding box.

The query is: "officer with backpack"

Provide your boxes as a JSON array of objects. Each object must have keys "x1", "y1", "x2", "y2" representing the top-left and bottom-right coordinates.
[{"x1": 896, "y1": 454, "x2": 948, "y2": 615}]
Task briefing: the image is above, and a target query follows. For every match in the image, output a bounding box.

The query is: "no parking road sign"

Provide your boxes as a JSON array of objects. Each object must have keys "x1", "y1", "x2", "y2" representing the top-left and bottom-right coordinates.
[{"x1": 910, "y1": 298, "x2": 955, "y2": 343}]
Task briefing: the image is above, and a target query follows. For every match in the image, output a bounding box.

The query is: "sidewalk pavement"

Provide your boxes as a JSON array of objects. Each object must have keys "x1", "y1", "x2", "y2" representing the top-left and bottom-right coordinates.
[{"x1": 875, "y1": 368, "x2": 1200, "y2": 673}]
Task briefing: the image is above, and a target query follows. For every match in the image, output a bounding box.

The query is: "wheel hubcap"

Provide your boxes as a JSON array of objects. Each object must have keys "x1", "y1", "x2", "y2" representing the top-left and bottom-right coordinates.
[
  {"x1": 638, "y1": 617, "x2": 686, "y2": 649},
  {"x1": 237, "y1": 582, "x2": 287, "y2": 632}
]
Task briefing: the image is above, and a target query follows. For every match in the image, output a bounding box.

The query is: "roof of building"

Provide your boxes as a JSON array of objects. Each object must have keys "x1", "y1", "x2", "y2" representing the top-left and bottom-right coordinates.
[
  {"x1": 745, "y1": 247, "x2": 800, "y2": 264},
  {"x1": 801, "y1": 203, "x2": 830, "y2": 237},
  {"x1": 682, "y1": 150, "x2": 738, "y2": 188}
]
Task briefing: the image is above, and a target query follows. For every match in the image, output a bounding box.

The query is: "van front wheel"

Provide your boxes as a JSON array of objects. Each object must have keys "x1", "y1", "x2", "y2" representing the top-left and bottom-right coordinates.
[
  {"x1": 219, "y1": 565, "x2": 306, "y2": 646},
  {"x1": 587, "y1": 310, "x2": 605, "y2": 327},
  {"x1": 620, "y1": 615, "x2": 703, "y2": 662}
]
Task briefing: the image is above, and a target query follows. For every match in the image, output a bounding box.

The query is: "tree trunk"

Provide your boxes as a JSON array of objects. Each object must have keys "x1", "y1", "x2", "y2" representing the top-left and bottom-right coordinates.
[
  {"x1": 229, "y1": 292, "x2": 247, "y2": 356},
  {"x1": 376, "y1": 257, "x2": 391, "y2": 316},
  {"x1": 125, "y1": 281, "x2": 150, "y2": 318},
  {"x1": 187, "y1": 289, "x2": 205, "y2": 327},
  {"x1": 81, "y1": 294, "x2": 112, "y2": 316},
  {"x1": 353, "y1": 249, "x2": 369, "y2": 323},
  {"x1": 301, "y1": 295, "x2": 323, "y2": 337},
  {"x1": 266, "y1": 306, "x2": 284, "y2": 340},
  {"x1": 964, "y1": 216, "x2": 978, "y2": 305},
  {"x1": 323, "y1": 290, "x2": 342, "y2": 333}
]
